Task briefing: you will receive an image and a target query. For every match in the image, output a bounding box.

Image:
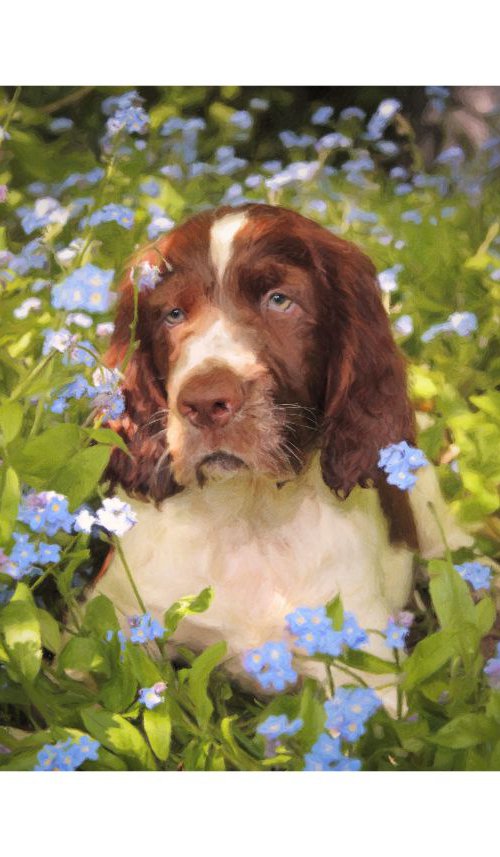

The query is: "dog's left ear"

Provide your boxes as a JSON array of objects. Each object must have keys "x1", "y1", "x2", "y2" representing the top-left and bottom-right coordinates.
[{"x1": 309, "y1": 228, "x2": 416, "y2": 498}]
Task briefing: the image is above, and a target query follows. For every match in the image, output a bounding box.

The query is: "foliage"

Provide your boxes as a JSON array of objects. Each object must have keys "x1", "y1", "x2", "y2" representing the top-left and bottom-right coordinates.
[{"x1": 0, "y1": 86, "x2": 499, "y2": 771}]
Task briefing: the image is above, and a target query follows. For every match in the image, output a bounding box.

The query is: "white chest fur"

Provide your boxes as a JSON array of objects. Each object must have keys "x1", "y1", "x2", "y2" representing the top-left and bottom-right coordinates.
[{"x1": 95, "y1": 456, "x2": 471, "y2": 683}]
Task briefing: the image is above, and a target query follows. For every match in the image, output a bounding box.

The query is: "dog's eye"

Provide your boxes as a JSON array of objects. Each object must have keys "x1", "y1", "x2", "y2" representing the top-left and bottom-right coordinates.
[
  {"x1": 164, "y1": 308, "x2": 186, "y2": 326},
  {"x1": 266, "y1": 292, "x2": 294, "y2": 312}
]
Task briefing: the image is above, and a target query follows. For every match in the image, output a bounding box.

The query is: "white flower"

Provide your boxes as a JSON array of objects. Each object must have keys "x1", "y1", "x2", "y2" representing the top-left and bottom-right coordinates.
[
  {"x1": 13, "y1": 297, "x2": 42, "y2": 319},
  {"x1": 96, "y1": 497, "x2": 137, "y2": 537},
  {"x1": 96, "y1": 322, "x2": 115, "y2": 337},
  {"x1": 67, "y1": 312, "x2": 93, "y2": 328},
  {"x1": 74, "y1": 509, "x2": 97, "y2": 533}
]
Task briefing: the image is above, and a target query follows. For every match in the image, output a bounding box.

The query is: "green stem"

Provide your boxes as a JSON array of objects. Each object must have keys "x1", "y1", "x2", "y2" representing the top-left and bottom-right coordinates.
[
  {"x1": 10, "y1": 350, "x2": 56, "y2": 401},
  {"x1": 121, "y1": 275, "x2": 140, "y2": 374},
  {"x1": 395, "y1": 649, "x2": 403, "y2": 719},
  {"x1": 333, "y1": 660, "x2": 370, "y2": 688},
  {"x1": 2, "y1": 86, "x2": 22, "y2": 135},
  {"x1": 427, "y1": 501, "x2": 453, "y2": 565},
  {"x1": 113, "y1": 536, "x2": 147, "y2": 614},
  {"x1": 325, "y1": 663, "x2": 335, "y2": 697}
]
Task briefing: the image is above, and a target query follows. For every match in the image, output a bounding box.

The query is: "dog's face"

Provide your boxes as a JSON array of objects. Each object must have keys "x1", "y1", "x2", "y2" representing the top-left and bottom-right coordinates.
[{"x1": 106, "y1": 204, "x2": 415, "y2": 502}]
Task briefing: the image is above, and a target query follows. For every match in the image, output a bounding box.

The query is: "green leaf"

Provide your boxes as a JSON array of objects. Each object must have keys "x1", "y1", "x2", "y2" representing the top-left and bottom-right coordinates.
[
  {"x1": 83, "y1": 427, "x2": 132, "y2": 457},
  {"x1": 163, "y1": 587, "x2": 214, "y2": 635},
  {"x1": 58, "y1": 637, "x2": 109, "y2": 676},
  {"x1": 337, "y1": 648, "x2": 397, "y2": 675},
  {"x1": 0, "y1": 583, "x2": 42, "y2": 682},
  {"x1": 325, "y1": 593, "x2": 344, "y2": 631},
  {"x1": 403, "y1": 630, "x2": 455, "y2": 691},
  {"x1": 81, "y1": 706, "x2": 157, "y2": 770},
  {"x1": 50, "y1": 444, "x2": 111, "y2": 507},
  {"x1": 0, "y1": 400, "x2": 23, "y2": 444},
  {"x1": 429, "y1": 560, "x2": 479, "y2": 657},
  {"x1": 297, "y1": 678, "x2": 326, "y2": 750},
  {"x1": 143, "y1": 700, "x2": 172, "y2": 762},
  {"x1": 188, "y1": 640, "x2": 227, "y2": 728},
  {"x1": 82, "y1": 594, "x2": 120, "y2": 637},
  {"x1": 37, "y1": 608, "x2": 61, "y2": 654},
  {"x1": 10, "y1": 423, "x2": 82, "y2": 486},
  {"x1": 429, "y1": 714, "x2": 500, "y2": 749},
  {"x1": 99, "y1": 668, "x2": 137, "y2": 713},
  {"x1": 125, "y1": 644, "x2": 164, "y2": 687},
  {"x1": 474, "y1": 597, "x2": 496, "y2": 637},
  {"x1": 0, "y1": 466, "x2": 20, "y2": 542}
]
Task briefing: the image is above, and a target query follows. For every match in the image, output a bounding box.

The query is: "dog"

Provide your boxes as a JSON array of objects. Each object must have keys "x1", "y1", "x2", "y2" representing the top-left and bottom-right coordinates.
[{"x1": 92, "y1": 203, "x2": 471, "y2": 693}]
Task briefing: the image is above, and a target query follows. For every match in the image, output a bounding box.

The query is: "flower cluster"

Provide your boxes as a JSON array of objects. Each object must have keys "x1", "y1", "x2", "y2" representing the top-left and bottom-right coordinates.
[
  {"x1": 74, "y1": 496, "x2": 137, "y2": 537},
  {"x1": 51, "y1": 264, "x2": 115, "y2": 313},
  {"x1": 325, "y1": 687, "x2": 382, "y2": 742},
  {"x1": 87, "y1": 203, "x2": 135, "y2": 230},
  {"x1": 18, "y1": 491, "x2": 74, "y2": 536},
  {"x1": 455, "y1": 561, "x2": 491, "y2": 591},
  {"x1": 256, "y1": 714, "x2": 303, "y2": 756},
  {"x1": 34, "y1": 735, "x2": 100, "y2": 771},
  {"x1": 421, "y1": 311, "x2": 478, "y2": 343},
  {"x1": 484, "y1": 644, "x2": 500, "y2": 690},
  {"x1": 127, "y1": 612, "x2": 165, "y2": 644},
  {"x1": 18, "y1": 196, "x2": 69, "y2": 235},
  {"x1": 2, "y1": 532, "x2": 61, "y2": 580},
  {"x1": 286, "y1": 606, "x2": 368, "y2": 657},
  {"x1": 138, "y1": 681, "x2": 168, "y2": 709},
  {"x1": 242, "y1": 641, "x2": 297, "y2": 691},
  {"x1": 133, "y1": 260, "x2": 162, "y2": 291},
  {"x1": 104, "y1": 91, "x2": 149, "y2": 138},
  {"x1": 304, "y1": 732, "x2": 361, "y2": 771},
  {"x1": 378, "y1": 441, "x2": 428, "y2": 490}
]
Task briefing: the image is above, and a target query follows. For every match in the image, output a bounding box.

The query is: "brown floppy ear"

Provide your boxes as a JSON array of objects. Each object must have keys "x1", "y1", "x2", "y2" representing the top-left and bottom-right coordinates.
[
  {"x1": 312, "y1": 231, "x2": 416, "y2": 500},
  {"x1": 104, "y1": 263, "x2": 180, "y2": 502}
]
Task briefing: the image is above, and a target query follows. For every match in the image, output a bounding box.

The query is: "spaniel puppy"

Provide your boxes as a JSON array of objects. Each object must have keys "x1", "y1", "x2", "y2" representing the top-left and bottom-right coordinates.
[{"x1": 93, "y1": 203, "x2": 470, "y2": 691}]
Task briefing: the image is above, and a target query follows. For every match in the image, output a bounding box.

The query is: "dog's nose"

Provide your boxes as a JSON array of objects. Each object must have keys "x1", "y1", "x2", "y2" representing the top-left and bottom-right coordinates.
[{"x1": 177, "y1": 369, "x2": 244, "y2": 429}]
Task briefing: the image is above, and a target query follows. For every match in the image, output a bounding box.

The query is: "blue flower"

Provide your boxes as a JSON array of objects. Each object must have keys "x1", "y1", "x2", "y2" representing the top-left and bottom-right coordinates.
[
  {"x1": 230, "y1": 110, "x2": 253, "y2": 130},
  {"x1": 378, "y1": 264, "x2": 404, "y2": 293},
  {"x1": 311, "y1": 106, "x2": 334, "y2": 125},
  {"x1": 435, "y1": 145, "x2": 465, "y2": 166},
  {"x1": 138, "y1": 681, "x2": 167, "y2": 709},
  {"x1": 484, "y1": 644, "x2": 500, "y2": 690},
  {"x1": 339, "y1": 107, "x2": 366, "y2": 122},
  {"x1": 325, "y1": 687, "x2": 381, "y2": 742},
  {"x1": 394, "y1": 182, "x2": 413, "y2": 196},
  {"x1": 52, "y1": 264, "x2": 114, "y2": 313},
  {"x1": 341, "y1": 613, "x2": 368, "y2": 650},
  {"x1": 365, "y1": 98, "x2": 401, "y2": 141},
  {"x1": 256, "y1": 715, "x2": 303, "y2": 738},
  {"x1": 394, "y1": 315, "x2": 413, "y2": 336},
  {"x1": 242, "y1": 641, "x2": 297, "y2": 691},
  {"x1": 304, "y1": 733, "x2": 361, "y2": 771},
  {"x1": 384, "y1": 617, "x2": 410, "y2": 650},
  {"x1": 315, "y1": 132, "x2": 351, "y2": 152},
  {"x1": 378, "y1": 441, "x2": 428, "y2": 492},
  {"x1": 333, "y1": 756, "x2": 362, "y2": 771},
  {"x1": 455, "y1": 562, "x2": 491, "y2": 591},
  {"x1": 88, "y1": 203, "x2": 134, "y2": 230},
  {"x1": 421, "y1": 311, "x2": 477, "y2": 342},
  {"x1": 249, "y1": 97, "x2": 269, "y2": 111},
  {"x1": 375, "y1": 140, "x2": 399, "y2": 156},
  {"x1": 147, "y1": 206, "x2": 174, "y2": 240},
  {"x1": 9, "y1": 532, "x2": 38, "y2": 571},
  {"x1": 34, "y1": 736, "x2": 100, "y2": 771},
  {"x1": 107, "y1": 105, "x2": 149, "y2": 137},
  {"x1": 18, "y1": 491, "x2": 74, "y2": 536},
  {"x1": 19, "y1": 197, "x2": 69, "y2": 234},
  {"x1": 37, "y1": 542, "x2": 61, "y2": 565},
  {"x1": 140, "y1": 179, "x2": 161, "y2": 197},
  {"x1": 279, "y1": 131, "x2": 315, "y2": 148},
  {"x1": 401, "y1": 210, "x2": 423, "y2": 224},
  {"x1": 390, "y1": 166, "x2": 409, "y2": 180},
  {"x1": 128, "y1": 612, "x2": 164, "y2": 644},
  {"x1": 49, "y1": 117, "x2": 73, "y2": 133}
]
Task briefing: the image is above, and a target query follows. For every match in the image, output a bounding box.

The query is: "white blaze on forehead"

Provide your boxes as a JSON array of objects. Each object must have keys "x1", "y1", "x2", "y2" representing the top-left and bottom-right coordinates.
[
  {"x1": 169, "y1": 317, "x2": 258, "y2": 398},
  {"x1": 209, "y1": 211, "x2": 248, "y2": 281}
]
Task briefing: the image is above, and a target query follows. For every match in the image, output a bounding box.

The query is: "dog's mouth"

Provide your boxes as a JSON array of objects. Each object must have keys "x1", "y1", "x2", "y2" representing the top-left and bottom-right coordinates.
[{"x1": 195, "y1": 451, "x2": 248, "y2": 486}]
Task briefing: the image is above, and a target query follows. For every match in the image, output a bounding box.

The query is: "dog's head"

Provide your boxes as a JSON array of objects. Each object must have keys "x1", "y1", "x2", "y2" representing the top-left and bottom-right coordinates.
[{"x1": 106, "y1": 204, "x2": 415, "y2": 503}]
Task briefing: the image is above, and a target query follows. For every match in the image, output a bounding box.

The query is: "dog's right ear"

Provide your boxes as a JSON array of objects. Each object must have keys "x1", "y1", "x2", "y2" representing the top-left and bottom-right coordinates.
[{"x1": 104, "y1": 254, "x2": 180, "y2": 502}]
